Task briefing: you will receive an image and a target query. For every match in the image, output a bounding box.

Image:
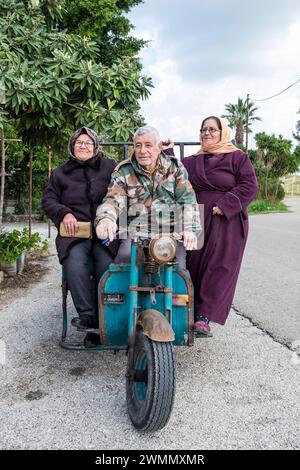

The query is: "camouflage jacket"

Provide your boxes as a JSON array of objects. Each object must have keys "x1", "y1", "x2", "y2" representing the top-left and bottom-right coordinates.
[{"x1": 95, "y1": 152, "x2": 201, "y2": 238}]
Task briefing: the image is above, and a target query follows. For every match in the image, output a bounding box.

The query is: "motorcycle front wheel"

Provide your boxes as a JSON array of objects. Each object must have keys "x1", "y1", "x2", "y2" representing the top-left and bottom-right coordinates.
[{"x1": 126, "y1": 328, "x2": 175, "y2": 432}]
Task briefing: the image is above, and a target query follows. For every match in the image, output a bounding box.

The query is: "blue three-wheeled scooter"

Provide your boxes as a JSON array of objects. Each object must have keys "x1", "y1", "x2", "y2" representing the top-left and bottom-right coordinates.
[{"x1": 61, "y1": 234, "x2": 194, "y2": 432}]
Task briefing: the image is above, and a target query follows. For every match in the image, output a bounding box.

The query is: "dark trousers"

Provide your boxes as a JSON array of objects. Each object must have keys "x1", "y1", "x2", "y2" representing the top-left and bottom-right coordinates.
[{"x1": 63, "y1": 239, "x2": 113, "y2": 318}]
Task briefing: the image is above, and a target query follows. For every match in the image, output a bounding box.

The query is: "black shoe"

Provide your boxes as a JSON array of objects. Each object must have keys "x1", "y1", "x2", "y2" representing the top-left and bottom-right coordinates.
[
  {"x1": 84, "y1": 332, "x2": 101, "y2": 348},
  {"x1": 71, "y1": 314, "x2": 98, "y2": 330}
]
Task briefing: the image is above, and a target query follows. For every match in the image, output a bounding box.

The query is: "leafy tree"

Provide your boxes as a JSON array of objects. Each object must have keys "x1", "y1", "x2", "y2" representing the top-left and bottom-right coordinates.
[
  {"x1": 293, "y1": 120, "x2": 300, "y2": 142},
  {"x1": 59, "y1": 0, "x2": 147, "y2": 66},
  {"x1": 0, "y1": 0, "x2": 152, "y2": 137},
  {"x1": 0, "y1": 0, "x2": 153, "y2": 221},
  {"x1": 253, "y1": 132, "x2": 300, "y2": 199},
  {"x1": 222, "y1": 97, "x2": 261, "y2": 145},
  {"x1": 3, "y1": 121, "x2": 67, "y2": 217}
]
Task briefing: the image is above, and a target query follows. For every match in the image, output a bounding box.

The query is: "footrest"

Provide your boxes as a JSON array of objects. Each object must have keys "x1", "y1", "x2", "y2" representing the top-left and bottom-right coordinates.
[
  {"x1": 75, "y1": 327, "x2": 99, "y2": 333},
  {"x1": 59, "y1": 338, "x2": 102, "y2": 350}
]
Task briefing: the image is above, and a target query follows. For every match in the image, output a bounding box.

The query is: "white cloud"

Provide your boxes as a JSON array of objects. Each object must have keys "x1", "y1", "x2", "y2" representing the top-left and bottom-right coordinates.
[
  {"x1": 129, "y1": 1, "x2": 300, "y2": 149},
  {"x1": 265, "y1": 19, "x2": 300, "y2": 69}
]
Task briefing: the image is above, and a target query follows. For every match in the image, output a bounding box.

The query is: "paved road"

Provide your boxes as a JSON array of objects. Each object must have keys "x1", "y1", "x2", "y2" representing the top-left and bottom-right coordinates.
[
  {"x1": 0, "y1": 217, "x2": 299, "y2": 450},
  {"x1": 234, "y1": 197, "x2": 300, "y2": 347}
]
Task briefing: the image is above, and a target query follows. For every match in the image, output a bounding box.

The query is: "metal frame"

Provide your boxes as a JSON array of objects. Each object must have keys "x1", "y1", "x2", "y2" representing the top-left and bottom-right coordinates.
[
  {"x1": 99, "y1": 141, "x2": 199, "y2": 163},
  {"x1": 59, "y1": 269, "x2": 126, "y2": 351}
]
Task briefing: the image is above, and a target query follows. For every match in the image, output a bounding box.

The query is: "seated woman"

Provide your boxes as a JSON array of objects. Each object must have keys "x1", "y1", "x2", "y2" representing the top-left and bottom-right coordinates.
[{"x1": 42, "y1": 127, "x2": 118, "y2": 345}]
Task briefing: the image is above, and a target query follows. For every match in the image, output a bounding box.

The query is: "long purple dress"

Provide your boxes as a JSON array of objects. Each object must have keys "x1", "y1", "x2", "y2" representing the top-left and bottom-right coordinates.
[{"x1": 183, "y1": 150, "x2": 258, "y2": 325}]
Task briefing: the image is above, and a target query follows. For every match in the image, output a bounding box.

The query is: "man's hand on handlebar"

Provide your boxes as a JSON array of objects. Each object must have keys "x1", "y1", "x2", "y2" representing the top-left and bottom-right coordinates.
[
  {"x1": 182, "y1": 231, "x2": 198, "y2": 251},
  {"x1": 96, "y1": 219, "x2": 117, "y2": 242}
]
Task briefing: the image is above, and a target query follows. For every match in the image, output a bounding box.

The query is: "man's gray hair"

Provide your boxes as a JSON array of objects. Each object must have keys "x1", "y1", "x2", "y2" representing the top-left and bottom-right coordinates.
[{"x1": 133, "y1": 126, "x2": 160, "y2": 145}]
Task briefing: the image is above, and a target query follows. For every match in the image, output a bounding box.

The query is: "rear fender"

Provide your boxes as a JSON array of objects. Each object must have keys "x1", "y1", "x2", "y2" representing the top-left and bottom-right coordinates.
[{"x1": 137, "y1": 309, "x2": 175, "y2": 342}]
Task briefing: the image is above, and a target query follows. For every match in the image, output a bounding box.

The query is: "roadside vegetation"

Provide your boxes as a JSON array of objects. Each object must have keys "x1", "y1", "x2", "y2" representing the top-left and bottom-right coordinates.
[
  {"x1": 223, "y1": 98, "x2": 300, "y2": 215},
  {"x1": 248, "y1": 199, "x2": 289, "y2": 214}
]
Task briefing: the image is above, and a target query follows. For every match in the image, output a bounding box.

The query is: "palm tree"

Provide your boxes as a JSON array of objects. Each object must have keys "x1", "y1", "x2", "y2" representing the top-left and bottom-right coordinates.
[
  {"x1": 293, "y1": 120, "x2": 300, "y2": 142},
  {"x1": 222, "y1": 97, "x2": 261, "y2": 145}
]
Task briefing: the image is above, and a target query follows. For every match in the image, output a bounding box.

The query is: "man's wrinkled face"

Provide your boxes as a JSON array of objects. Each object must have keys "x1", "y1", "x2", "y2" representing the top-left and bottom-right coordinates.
[{"x1": 134, "y1": 133, "x2": 161, "y2": 171}]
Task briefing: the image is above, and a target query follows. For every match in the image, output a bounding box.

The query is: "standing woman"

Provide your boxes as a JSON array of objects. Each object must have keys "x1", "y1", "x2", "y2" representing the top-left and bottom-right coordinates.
[
  {"x1": 183, "y1": 116, "x2": 258, "y2": 336},
  {"x1": 42, "y1": 127, "x2": 118, "y2": 344}
]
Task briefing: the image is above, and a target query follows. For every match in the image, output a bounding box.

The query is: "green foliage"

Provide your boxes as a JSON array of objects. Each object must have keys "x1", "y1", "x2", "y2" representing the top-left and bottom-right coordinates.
[
  {"x1": 254, "y1": 132, "x2": 300, "y2": 178},
  {"x1": 3, "y1": 121, "x2": 66, "y2": 208},
  {"x1": 59, "y1": 0, "x2": 146, "y2": 66},
  {"x1": 248, "y1": 199, "x2": 288, "y2": 214},
  {"x1": 293, "y1": 119, "x2": 300, "y2": 142},
  {"x1": 251, "y1": 132, "x2": 300, "y2": 201},
  {"x1": 0, "y1": 0, "x2": 153, "y2": 138},
  {"x1": 1, "y1": 120, "x2": 26, "y2": 167},
  {"x1": 0, "y1": 227, "x2": 48, "y2": 262},
  {"x1": 0, "y1": 0, "x2": 153, "y2": 209},
  {"x1": 254, "y1": 176, "x2": 285, "y2": 202},
  {"x1": 0, "y1": 229, "x2": 22, "y2": 262},
  {"x1": 293, "y1": 144, "x2": 300, "y2": 166},
  {"x1": 26, "y1": 229, "x2": 49, "y2": 252},
  {"x1": 222, "y1": 97, "x2": 261, "y2": 145}
]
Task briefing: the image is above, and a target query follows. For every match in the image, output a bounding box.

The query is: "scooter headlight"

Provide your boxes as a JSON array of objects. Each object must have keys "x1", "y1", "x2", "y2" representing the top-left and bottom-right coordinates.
[{"x1": 149, "y1": 236, "x2": 177, "y2": 264}]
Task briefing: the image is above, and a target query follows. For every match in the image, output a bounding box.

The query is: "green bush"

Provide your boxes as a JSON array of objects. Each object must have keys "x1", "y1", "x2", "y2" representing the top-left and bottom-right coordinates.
[
  {"x1": 276, "y1": 183, "x2": 285, "y2": 201},
  {"x1": 248, "y1": 199, "x2": 288, "y2": 214},
  {"x1": 257, "y1": 176, "x2": 285, "y2": 202},
  {"x1": 0, "y1": 228, "x2": 48, "y2": 263},
  {"x1": 0, "y1": 229, "x2": 23, "y2": 262}
]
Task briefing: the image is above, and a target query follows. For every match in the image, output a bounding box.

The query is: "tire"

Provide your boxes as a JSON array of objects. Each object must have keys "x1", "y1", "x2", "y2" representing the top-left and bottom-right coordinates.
[{"x1": 126, "y1": 328, "x2": 175, "y2": 432}]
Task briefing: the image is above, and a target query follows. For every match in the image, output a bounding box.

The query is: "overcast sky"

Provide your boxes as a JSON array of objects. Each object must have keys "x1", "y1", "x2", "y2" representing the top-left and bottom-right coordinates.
[{"x1": 127, "y1": 0, "x2": 300, "y2": 150}]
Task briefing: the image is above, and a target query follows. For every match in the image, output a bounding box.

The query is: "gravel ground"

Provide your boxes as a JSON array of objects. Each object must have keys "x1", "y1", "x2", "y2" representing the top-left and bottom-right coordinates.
[{"x1": 0, "y1": 222, "x2": 299, "y2": 450}]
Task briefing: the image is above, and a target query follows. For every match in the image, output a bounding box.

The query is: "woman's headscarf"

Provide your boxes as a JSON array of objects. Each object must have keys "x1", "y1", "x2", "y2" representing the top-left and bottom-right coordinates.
[
  {"x1": 198, "y1": 117, "x2": 239, "y2": 154},
  {"x1": 68, "y1": 127, "x2": 101, "y2": 160}
]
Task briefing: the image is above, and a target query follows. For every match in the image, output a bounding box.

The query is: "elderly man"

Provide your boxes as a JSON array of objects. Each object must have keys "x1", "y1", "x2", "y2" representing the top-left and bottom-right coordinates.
[{"x1": 95, "y1": 126, "x2": 201, "y2": 266}]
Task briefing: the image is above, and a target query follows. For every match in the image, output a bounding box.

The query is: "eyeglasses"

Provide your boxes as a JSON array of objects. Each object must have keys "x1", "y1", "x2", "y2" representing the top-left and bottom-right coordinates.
[
  {"x1": 200, "y1": 127, "x2": 221, "y2": 134},
  {"x1": 75, "y1": 140, "x2": 94, "y2": 147}
]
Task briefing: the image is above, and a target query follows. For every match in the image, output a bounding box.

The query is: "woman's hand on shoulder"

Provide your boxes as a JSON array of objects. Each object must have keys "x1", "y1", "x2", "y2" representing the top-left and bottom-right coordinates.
[
  {"x1": 62, "y1": 213, "x2": 78, "y2": 236},
  {"x1": 160, "y1": 138, "x2": 174, "y2": 151}
]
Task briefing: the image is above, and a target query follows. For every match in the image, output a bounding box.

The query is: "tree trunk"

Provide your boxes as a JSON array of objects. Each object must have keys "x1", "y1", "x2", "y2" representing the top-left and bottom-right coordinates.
[
  {"x1": 0, "y1": 128, "x2": 5, "y2": 225},
  {"x1": 235, "y1": 119, "x2": 244, "y2": 145},
  {"x1": 274, "y1": 178, "x2": 280, "y2": 200},
  {"x1": 29, "y1": 148, "x2": 33, "y2": 238},
  {"x1": 48, "y1": 145, "x2": 52, "y2": 238},
  {"x1": 245, "y1": 94, "x2": 250, "y2": 152},
  {"x1": 264, "y1": 155, "x2": 269, "y2": 198}
]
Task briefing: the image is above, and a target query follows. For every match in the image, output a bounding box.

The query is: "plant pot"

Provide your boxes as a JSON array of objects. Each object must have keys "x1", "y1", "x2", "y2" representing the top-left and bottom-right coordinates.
[
  {"x1": 1, "y1": 260, "x2": 17, "y2": 276},
  {"x1": 17, "y1": 252, "x2": 26, "y2": 274}
]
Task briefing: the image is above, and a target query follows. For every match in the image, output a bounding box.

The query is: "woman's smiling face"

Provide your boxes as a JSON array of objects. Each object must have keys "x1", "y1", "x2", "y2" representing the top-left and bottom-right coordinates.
[
  {"x1": 200, "y1": 118, "x2": 222, "y2": 146},
  {"x1": 74, "y1": 134, "x2": 95, "y2": 161}
]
